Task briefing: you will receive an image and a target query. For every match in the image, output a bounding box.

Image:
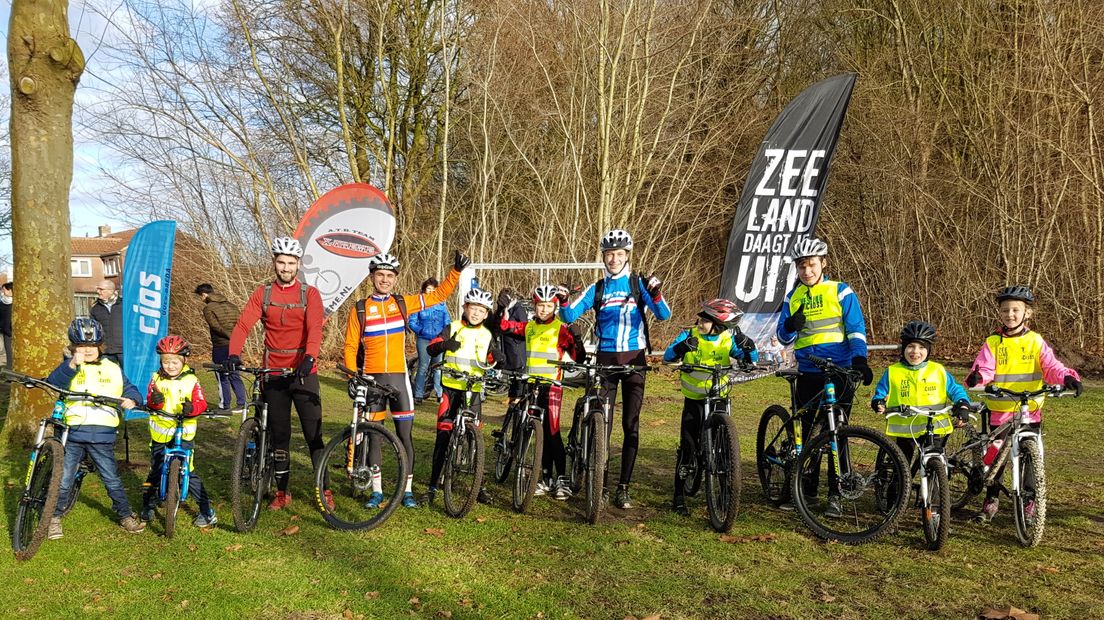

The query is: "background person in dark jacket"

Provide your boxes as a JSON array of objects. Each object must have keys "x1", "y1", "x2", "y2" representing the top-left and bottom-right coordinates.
[
  {"x1": 195, "y1": 283, "x2": 247, "y2": 410},
  {"x1": 492, "y1": 287, "x2": 529, "y2": 402},
  {"x1": 0, "y1": 281, "x2": 12, "y2": 367},
  {"x1": 90, "y1": 280, "x2": 124, "y2": 366},
  {"x1": 408, "y1": 278, "x2": 451, "y2": 404}
]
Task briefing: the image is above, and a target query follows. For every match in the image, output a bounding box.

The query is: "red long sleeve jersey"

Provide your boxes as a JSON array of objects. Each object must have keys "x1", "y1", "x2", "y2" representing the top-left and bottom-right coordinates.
[{"x1": 229, "y1": 279, "x2": 324, "y2": 371}]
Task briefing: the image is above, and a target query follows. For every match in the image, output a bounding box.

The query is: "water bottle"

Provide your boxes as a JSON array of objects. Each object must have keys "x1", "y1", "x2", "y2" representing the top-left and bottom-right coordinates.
[
  {"x1": 51, "y1": 400, "x2": 65, "y2": 420},
  {"x1": 983, "y1": 439, "x2": 1003, "y2": 467}
]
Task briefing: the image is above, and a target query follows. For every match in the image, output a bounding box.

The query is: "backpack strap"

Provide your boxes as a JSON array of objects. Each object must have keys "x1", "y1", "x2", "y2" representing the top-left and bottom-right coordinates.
[
  {"x1": 391, "y1": 294, "x2": 408, "y2": 323},
  {"x1": 629, "y1": 272, "x2": 652, "y2": 353},
  {"x1": 355, "y1": 299, "x2": 367, "y2": 371}
]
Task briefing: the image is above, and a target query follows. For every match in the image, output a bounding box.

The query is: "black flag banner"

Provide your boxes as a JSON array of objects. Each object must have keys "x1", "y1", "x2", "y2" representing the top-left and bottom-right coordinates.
[{"x1": 719, "y1": 73, "x2": 856, "y2": 348}]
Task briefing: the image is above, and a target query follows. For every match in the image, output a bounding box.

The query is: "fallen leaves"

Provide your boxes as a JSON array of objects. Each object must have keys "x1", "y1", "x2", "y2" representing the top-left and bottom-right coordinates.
[
  {"x1": 224, "y1": 544, "x2": 243, "y2": 552},
  {"x1": 364, "y1": 591, "x2": 380, "y2": 600},
  {"x1": 978, "y1": 606, "x2": 1039, "y2": 620},
  {"x1": 424, "y1": 527, "x2": 446, "y2": 538},
  {"x1": 278, "y1": 525, "x2": 300, "y2": 536}
]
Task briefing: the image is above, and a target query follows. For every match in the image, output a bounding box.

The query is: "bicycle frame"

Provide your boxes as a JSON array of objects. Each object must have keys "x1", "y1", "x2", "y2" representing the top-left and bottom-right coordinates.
[
  {"x1": 160, "y1": 419, "x2": 195, "y2": 501},
  {"x1": 976, "y1": 385, "x2": 1062, "y2": 497},
  {"x1": 885, "y1": 405, "x2": 952, "y2": 504}
]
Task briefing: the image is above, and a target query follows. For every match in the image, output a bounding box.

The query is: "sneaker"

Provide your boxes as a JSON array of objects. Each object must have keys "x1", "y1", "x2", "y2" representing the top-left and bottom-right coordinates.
[
  {"x1": 418, "y1": 488, "x2": 436, "y2": 507},
  {"x1": 193, "y1": 512, "x2": 218, "y2": 528},
  {"x1": 979, "y1": 497, "x2": 999, "y2": 522},
  {"x1": 613, "y1": 484, "x2": 632, "y2": 510},
  {"x1": 554, "y1": 477, "x2": 573, "y2": 501},
  {"x1": 323, "y1": 489, "x2": 335, "y2": 511},
  {"x1": 401, "y1": 492, "x2": 418, "y2": 508},
  {"x1": 268, "y1": 491, "x2": 292, "y2": 511},
  {"x1": 47, "y1": 517, "x2": 63, "y2": 540},
  {"x1": 672, "y1": 498, "x2": 689, "y2": 517},
  {"x1": 140, "y1": 505, "x2": 155, "y2": 522},
  {"x1": 824, "y1": 497, "x2": 843, "y2": 519},
  {"x1": 365, "y1": 491, "x2": 386, "y2": 509},
  {"x1": 1023, "y1": 500, "x2": 1036, "y2": 520},
  {"x1": 414, "y1": 398, "x2": 423, "y2": 406},
  {"x1": 120, "y1": 514, "x2": 146, "y2": 533},
  {"x1": 534, "y1": 480, "x2": 550, "y2": 497},
  {"x1": 477, "y1": 487, "x2": 492, "y2": 505},
  {"x1": 779, "y1": 502, "x2": 795, "y2": 511}
]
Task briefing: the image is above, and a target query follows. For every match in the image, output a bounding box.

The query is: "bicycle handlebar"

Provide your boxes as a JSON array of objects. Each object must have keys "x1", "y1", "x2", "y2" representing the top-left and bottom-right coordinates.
[
  {"x1": 551, "y1": 360, "x2": 653, "y2": 375},
  {"x1": 978, "y1": 384, "x2": 1070, "y2": 400},
  {"x1": 0, "y1": 368, "x2": 147, "y2": 412},
  {"x1": 202, "y1": 362, "x2": 293, "y2": 377},
  {"x1": 882, "y1": 405, "x2": 952, "y2": 418},
  {"x1": 336, "y1": 365, "x2": 399, "y2": 398},
  {"x1": 805, "y1": 355, "x2": 863, "y2": 379}
]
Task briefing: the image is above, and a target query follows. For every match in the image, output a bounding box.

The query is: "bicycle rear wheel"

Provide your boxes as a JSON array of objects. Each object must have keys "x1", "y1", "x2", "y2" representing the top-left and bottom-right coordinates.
[
  {"x1": 921, "y1": 458, "x2": 950, "y2": 551},
  {"x1": 1013, "y1": 438, "x2": 1046, "y2": 547},
  {"x1": 793, "y1": 426, "x2": 909, "y2": 544},
  {"x1": 12, "y1": 439, "x2": 64, "y2": 561},
  {"x1": 493, "y1": 408, "x2": 519, "y2": 484},
  {"x1": 512, "y1": 417, "x2": 543, "y2": 513},
  {"x1": 945, "y1": 422, "x2": 983, "y2": 510},
  {"x1": 705, "y1": 414, "x2": 741, "y2": 532},
  {"x1": 443, "y1": 424, "x2": 484, "y2": 518},
  {"x1": 163, "y1": 459, "x2": 182, "y2": 539},
  {"x1": 756, "y1": 405, "x2": 795, "y2": 506},
  {"x1": 230, "y1": 418, "x2": 266, "y2": 532},
  {"x1": 316, "y1": 422, "x2": 408, "y2": 531},
  {"x1": 584, "y1": 413, "x2": 607, "y2": 524}
]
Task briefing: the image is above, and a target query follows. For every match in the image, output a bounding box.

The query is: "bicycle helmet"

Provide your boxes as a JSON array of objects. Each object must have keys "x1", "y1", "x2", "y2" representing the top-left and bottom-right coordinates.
[
  {"x1": 369, "y1": 253, "x2": 400, "y2": 274},
  {"x1": 68, "y1": 317, "x2": 104, "y2": 345},
  {"x1": 271, "y1": 236, "x2": 303, "y2": 257},
  {"x1": 698, "y1": 298, "x2": 743, "y2": 327},
  {"x1": 899, "y1": 320, "x2": 937, "y2": 346},
  {"x1": 789, "y1": 237, "x2": 828, "y2": 261},
  {"x1": 600, "y1": 229, "x2": 633, "y2": 252},
  {"x1": 995, "y1": 285, "x2": 1034, "y2": 305},
  {"x1": 156, "y1": 334, "x2": 191, "y2": 356},
  {"x1": 464, "y1": 288, "x2": 494, "y2": 310},
  {"x1": 532, "y1": 284, "x2": 558, "y2": 303}
]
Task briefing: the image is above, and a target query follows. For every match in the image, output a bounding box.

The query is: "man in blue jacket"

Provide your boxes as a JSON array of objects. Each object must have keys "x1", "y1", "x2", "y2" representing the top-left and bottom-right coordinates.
[
  {"x1": 409, "y1": 278, "x2": 452, "y2": 404},
  {"x1": 559, "y1": 229, "x2": 671, "y2": 510}
]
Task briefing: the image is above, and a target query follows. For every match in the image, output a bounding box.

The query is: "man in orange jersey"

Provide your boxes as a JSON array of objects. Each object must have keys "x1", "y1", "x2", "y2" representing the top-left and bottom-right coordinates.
[{"x1": 342, "y1": 250, "x2": 471, "y2": 508}]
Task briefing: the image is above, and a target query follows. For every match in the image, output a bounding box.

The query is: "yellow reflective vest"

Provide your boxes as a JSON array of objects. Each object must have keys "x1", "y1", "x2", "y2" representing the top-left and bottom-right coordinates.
[
  {"x1": 680, "y1": 329, "x2": 735, "y2": 400},
  {"x1": 148, "y1": 367, "x2": 202, "y2": 444},
  {"x1": 884, "y1": 362, "x2": 954, "y2": 438},
  {"x1": 789, "y1": 280, "x2": 845, "y2": 350},
  {"x1": 986, "y1": 331, "x2": 1046, "y2": 415},
  {"x1": 442, "y1": 320, "x2": 493, "y2": 392},
  {"x1": 526, "y1": 319, "x2": 564, "y2": 380},
  {"x1": 64, "y1": 359, "x2": 125, "y2": 428}
]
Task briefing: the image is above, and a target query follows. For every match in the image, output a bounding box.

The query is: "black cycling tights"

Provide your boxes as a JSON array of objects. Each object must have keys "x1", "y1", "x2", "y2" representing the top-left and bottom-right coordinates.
[
  {"x1": 597, "y1": 350, "x2": 647, "y2": 487},
  {"x1": 265, "y1": 375, "x2": 325, "y2": 492}
]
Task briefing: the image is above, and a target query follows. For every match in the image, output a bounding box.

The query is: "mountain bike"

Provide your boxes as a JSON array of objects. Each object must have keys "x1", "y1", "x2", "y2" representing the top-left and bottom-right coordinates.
[
  {"x1": 509, "y1": 374, "x2": 562, "y2": 513},
  {"x1": 491, "y1": 371, "x2": 526, "y2": 485},
  {"x1": 674, "y1": 363, "x2": 750, "y2": 533},
  {"x1": 204, "y1": 363, "x2": 293, "y2": 532},
  {"x1": 882, "y1": 405, "x2": 954, "y2": 550},
  {"x1": 433, "y1": 365, "x2": 489, "y2": 518},
  {"x1": 945, "y1": 384, "x2": 1074, "y2": 547},
  {"x1": 149, "y1": 410, "x2": 229, "y2": 538},
  {"x1": 314, "y1": 366, "x2": 409, "y2": 530},
  {"x1": 1, "y1": 369, "x2": 137, "y2": 561}
]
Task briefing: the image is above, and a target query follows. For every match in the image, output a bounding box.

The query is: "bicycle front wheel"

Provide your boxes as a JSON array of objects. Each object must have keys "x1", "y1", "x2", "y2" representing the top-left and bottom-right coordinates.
[
  {"x1": 705, "y1": 414, "x2": 741, "y2": 533},
  {"x1": 316, "y1": 422, "x2": 408, "y2": 531},
  {"x1": 230, "y1": 418, "x2": 266, "y2": 532},
  {"x1": 792, "y1": 426, "x2": 909, "y2": 544},
  {"x1": 1013, "y1": 438, "x2": 1046, "y2": 547},
  {"x1": 443, "y1": 424, "x2": 485, "y2": 518},
  {"x1": 757, "y1": 405, "x2": 796, "y2": 506},
  {"x1": 164, "y1": 459, "x2": 182, "y2": 539},
  {"x1": 921, "y1": 458, "x2": 950, "y2": 551},
  {"x1": 512, "y1": 417, "x2": 543, "y2": 513},
  {"x1": 584, "y1": 413, "x2": 607, "y2": 524},
  {"x1": 12, "y1": 439, "x2": 64, "y2": 561},
  {"x1": 945, "y1": 422, "x2": 984, "y2": 510}
]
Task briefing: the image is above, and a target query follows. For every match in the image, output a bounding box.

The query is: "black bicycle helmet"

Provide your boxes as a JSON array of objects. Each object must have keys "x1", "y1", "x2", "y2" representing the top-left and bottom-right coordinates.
[
  {"x1": 68, "y1": 317, "x2": 104, "y2": 345},
  {"x1": 899, "y1": 320, "x2": 937, "y2": 346},
  {"x1": 995, "y1": 285, "x2": 1034, "y2": 305}
]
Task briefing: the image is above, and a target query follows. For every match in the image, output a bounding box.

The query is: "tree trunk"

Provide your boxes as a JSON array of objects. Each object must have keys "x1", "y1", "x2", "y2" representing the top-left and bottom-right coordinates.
[{"x1": 2, "y1": 0, "x2": 84, "y2": 450}]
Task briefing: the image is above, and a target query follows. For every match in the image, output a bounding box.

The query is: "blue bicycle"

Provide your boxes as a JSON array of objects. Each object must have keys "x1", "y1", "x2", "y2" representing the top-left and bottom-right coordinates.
[{"x1": 148, "y1": 410, "x2": 228, "y2": 538}]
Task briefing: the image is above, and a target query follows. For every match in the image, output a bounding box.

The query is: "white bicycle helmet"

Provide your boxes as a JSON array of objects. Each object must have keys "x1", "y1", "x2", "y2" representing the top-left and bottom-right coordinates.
[
  {"x1": 532, "y1": 284, "x2": 558, "y2": 303},
  {"x1": 464, "y1": 288, "x2": 494, "y2": 310},
  {"x1": 369, "y1": 253, "x2": 400, "y2": 273},
  {"x1": 789, "y1": 237, "x2": 828, "y2": 261},
  {"x1": 600, "y1": 229, "x2": 633, "y2": 252},
  {"x1": 271, "y1": 236, "x2": 303, "y2": 257}
]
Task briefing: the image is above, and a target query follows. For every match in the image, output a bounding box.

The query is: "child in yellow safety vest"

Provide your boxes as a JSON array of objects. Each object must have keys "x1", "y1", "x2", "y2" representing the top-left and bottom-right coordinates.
[
  {"x1": 964, "y1": 286, "x2": 1081, "y2": 522},
  {"x1": 422, "y1": 289, "x2": 501, "y2": 506},
  {"x1": 45, "y1": 318, "x2": 146, "y2": 540},
  {"x1": 498, "y1": 284, "x2": 587, "y2": 500},
  {"x1": 663, "y1": 299, "x2": 757, "y2": 516},
  {"x1": 871, "y1": 321, "x2": 970, "y2": 476},
  {"x1": 140, "y1": 335, "x2": 216, "y2": 528}
]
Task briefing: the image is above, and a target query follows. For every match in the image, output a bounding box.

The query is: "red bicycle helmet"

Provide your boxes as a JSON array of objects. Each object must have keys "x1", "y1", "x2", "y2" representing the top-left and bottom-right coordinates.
[
  {"x1": 698, "y1": 298, "x2": 743, "y2": 326},
  {"x1": 156, "y1": 335, "x2": 191, "y2": 356}
]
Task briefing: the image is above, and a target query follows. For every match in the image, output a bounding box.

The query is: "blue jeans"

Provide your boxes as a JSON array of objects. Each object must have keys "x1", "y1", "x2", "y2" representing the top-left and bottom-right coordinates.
[
  {"x1": 212, "y1": 345, "x2": 247, "y2": 408},
  {"x1": 413, "y1": 337, "x2": 442, "y2": 399},
  {"x1": 55, "y1": 441, "x2": 133, "y2": 519}
]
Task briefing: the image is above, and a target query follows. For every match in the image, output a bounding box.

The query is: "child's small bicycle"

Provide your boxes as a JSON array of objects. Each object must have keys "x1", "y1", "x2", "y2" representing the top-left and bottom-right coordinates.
[
  {"x1": 1, "y1": 369, "x2": 138, "y2": 561},
  {"x1": 435, "y1": 364, "x2": 490, "y2": 518},
  {"x1": 882, "y1": 405, "x2": 954, "y2": 550},
  {"x1": 150, "y1": 410, "x2": 228, "y2": 538}
]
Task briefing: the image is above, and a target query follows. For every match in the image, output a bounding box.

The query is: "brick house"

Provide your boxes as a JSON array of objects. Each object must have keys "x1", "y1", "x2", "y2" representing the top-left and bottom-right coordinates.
[{"x1": 70, "y1": 225, "x2": 135, "y2": 316}]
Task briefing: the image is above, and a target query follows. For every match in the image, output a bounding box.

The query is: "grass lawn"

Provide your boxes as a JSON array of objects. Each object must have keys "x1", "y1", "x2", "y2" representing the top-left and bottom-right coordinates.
[{"x1": 1, "y1": 364, "x2": 1101, "y2": 619}]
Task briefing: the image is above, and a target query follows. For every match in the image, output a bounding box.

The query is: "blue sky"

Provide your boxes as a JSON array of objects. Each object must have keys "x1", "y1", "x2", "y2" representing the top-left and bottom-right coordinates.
[{"x1": 1, "y1": 0, "x2": 143, "y2": 271}]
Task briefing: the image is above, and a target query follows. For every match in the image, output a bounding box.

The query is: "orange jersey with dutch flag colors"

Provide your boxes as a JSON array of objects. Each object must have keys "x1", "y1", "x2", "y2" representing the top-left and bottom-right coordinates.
[{"x1": 342, "y1": 268, "x2": 460, "y2": 374}]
